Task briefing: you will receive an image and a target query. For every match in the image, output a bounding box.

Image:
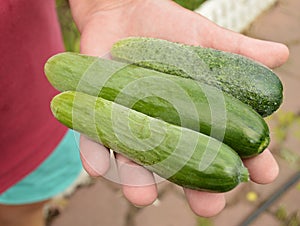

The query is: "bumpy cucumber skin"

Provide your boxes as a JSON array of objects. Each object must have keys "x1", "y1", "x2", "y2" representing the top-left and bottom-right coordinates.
[
  {"x1": 45, "y1": 52, "x2": 270, "y2": 157},
  {"x1": 111, "y1": 37, "x2": 283, "y2": 117},
  {"x1": 51, "y1": 91, "x2": 249, "y2": 192}
]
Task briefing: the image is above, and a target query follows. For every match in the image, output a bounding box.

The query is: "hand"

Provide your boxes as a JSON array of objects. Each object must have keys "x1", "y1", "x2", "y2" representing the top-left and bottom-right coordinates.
[{"x1": 69, "y1": 0, "x2": 289, "y2": 217}]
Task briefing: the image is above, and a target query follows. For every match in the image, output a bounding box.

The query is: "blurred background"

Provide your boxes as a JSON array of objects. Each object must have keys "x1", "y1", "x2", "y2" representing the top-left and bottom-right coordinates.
[{"x1": 49, "y1": 0, "x2": 300, "y2": 225}]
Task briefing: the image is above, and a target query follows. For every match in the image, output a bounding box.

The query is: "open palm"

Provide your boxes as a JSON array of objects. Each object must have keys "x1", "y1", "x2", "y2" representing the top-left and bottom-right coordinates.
[{"x1": 69, "y1": 0, "x2": 289, "y2": 217}]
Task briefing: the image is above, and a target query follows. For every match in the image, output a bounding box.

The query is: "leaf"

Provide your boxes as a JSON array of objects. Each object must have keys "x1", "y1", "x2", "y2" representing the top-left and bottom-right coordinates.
[
  {"x1": 287, "y1": 212, "x2": 300, "y2": 226},
  {"x1": 196, "y1": 217, "x2": 214, "y2": 226},
  {"x1": 274, "y1": 127, "x2": 287, "y2": 142},
  {"x1": 277, "y1": 112, "x2": 296, "y2": 127},
  {"x1": 279, "y1": 148, "x2": 300, "y2": 167},
  {"x1": 296, "y1": 182, "x2": 300, "y2": 192},
  {"x1": 275, "y1": 205, "x2": 288, "y2": 221},
  {"x1": 293, "y1": 127, "x2": 300, "y2": 141}
]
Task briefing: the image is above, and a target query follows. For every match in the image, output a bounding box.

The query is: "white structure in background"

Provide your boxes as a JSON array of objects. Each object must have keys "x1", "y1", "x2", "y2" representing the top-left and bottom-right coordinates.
[{"x1": 195, "y1": 0, "x2": 278, "y2": 32}]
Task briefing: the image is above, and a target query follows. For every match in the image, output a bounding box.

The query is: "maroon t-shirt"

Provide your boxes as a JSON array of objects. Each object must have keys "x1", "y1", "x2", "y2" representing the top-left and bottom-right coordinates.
[{"x1": 0, "y1": 0, "x2": 67, "y2": 193}]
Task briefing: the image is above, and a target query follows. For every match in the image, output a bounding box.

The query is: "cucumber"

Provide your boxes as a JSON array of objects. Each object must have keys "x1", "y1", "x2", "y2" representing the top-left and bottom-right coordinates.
[
  {"x1": 45, "y1": 52, "x2": 270, "y2": 157},
  {"x1": 51, "y1": 91, "x2": 249, "y2": 192},
  {"x1": 173, "y1": 0, "x2": 206, "y2": 10},
  {"x1": 111, "y1": 37, "x2": 283, "y2": 117}
]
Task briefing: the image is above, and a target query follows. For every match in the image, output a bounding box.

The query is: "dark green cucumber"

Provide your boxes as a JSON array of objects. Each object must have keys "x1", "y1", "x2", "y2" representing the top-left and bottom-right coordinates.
[
  {"x1": 111, "y1": 37, "x2": 283, "y2": 117},
  {"x1": 45, "y1": 52, "x2": 270, "y2": 157},
  {"x1": 173, "y1": 0, "x2": 206, "y2": 10},
  {"x1": 51, "y1": 91, "x2": 249, "y2": 192}
]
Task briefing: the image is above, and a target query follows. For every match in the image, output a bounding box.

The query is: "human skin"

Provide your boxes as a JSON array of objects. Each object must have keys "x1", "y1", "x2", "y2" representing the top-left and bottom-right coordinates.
[{"x1": 69, "y1": 0, "x2": 289, "y2": 217}]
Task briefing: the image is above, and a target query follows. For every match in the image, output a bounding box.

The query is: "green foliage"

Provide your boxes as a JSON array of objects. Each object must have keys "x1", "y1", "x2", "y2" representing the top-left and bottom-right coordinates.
[
  {"x1": 287, "y1": 212, "x2": 300, "y2": 226},
  {"x1": 275, "y1": 205, "x2": 288, "y2": 222},
  {"x1": 270, "y1": 111, "x2": 300, "y2": 168},
  {"x1": 196, "y1": 217, "x2": 214, "y2": 226},
  {"x1": 275, "y1": 205, "x2": 300, "y2": 226},
  {"x1": 296, "y1": 182, "x2": 300, "y2": 191},
  {"x1": 272, "y1": 111, "x2": 297, "y2": 143},
  {"x1": 173, "y1": 0, "x2": 206, "y2": 10},
  {"x1": 279, "y1": 148, "x2": 300, "y2": 169},
  {"x1": 56, "y1": 0, "x2": 80, "y2": 52},
  {"x1": 277, "y1": 111, "x2": 297, "y2": 126}
]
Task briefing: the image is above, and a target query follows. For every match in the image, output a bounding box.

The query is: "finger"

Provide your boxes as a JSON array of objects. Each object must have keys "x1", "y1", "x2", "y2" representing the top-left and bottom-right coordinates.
[
  {"x1": 243, "y1": 149, "x2": 279, "y2": 184},
  {"x1": 184, "y1": 188, "x2": 226, "y2": 217},
  {"x1": 203, "y1": 25, "x2": 289, "y2": 68},
  {"x1": 79, "y1": 135, "x2": 110, "y2": 177},
  {"x1": 116, "y1": 154, "x2": 158, "y2": 206}
]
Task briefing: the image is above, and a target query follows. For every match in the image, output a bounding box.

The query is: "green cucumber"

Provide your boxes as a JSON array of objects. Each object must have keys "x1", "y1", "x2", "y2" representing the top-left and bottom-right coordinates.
[
  {"x1": 51, "y1": 91, "x2": 249, "y2": 192},
  {"x1": 45, "y1": 52, "x2": 270, "y2": 157},
  {"x1": 173, "y1": 0, "x2": 206, "y2": 10},
  {"x1": 111, "y1": 37, "x2": 283, "y2": 117}
]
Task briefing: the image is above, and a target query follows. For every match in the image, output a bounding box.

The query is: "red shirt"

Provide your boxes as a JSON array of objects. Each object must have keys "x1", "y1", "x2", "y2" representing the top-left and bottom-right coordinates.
[{"x1": 0, "y1": 0, "x2": 67, "y2": 193}]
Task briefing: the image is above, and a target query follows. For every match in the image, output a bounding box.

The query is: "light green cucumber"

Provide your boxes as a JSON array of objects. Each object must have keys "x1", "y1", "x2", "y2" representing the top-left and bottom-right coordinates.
[
  {"x1": 51, "y1": 91, "x2": 249, "y2": 192},
  {"x1": 111, "y1": 37, "x2": 283, "y2": 117},
  {"x1": 45, "y1": 52, "x2": 270, "y2": 157}
]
